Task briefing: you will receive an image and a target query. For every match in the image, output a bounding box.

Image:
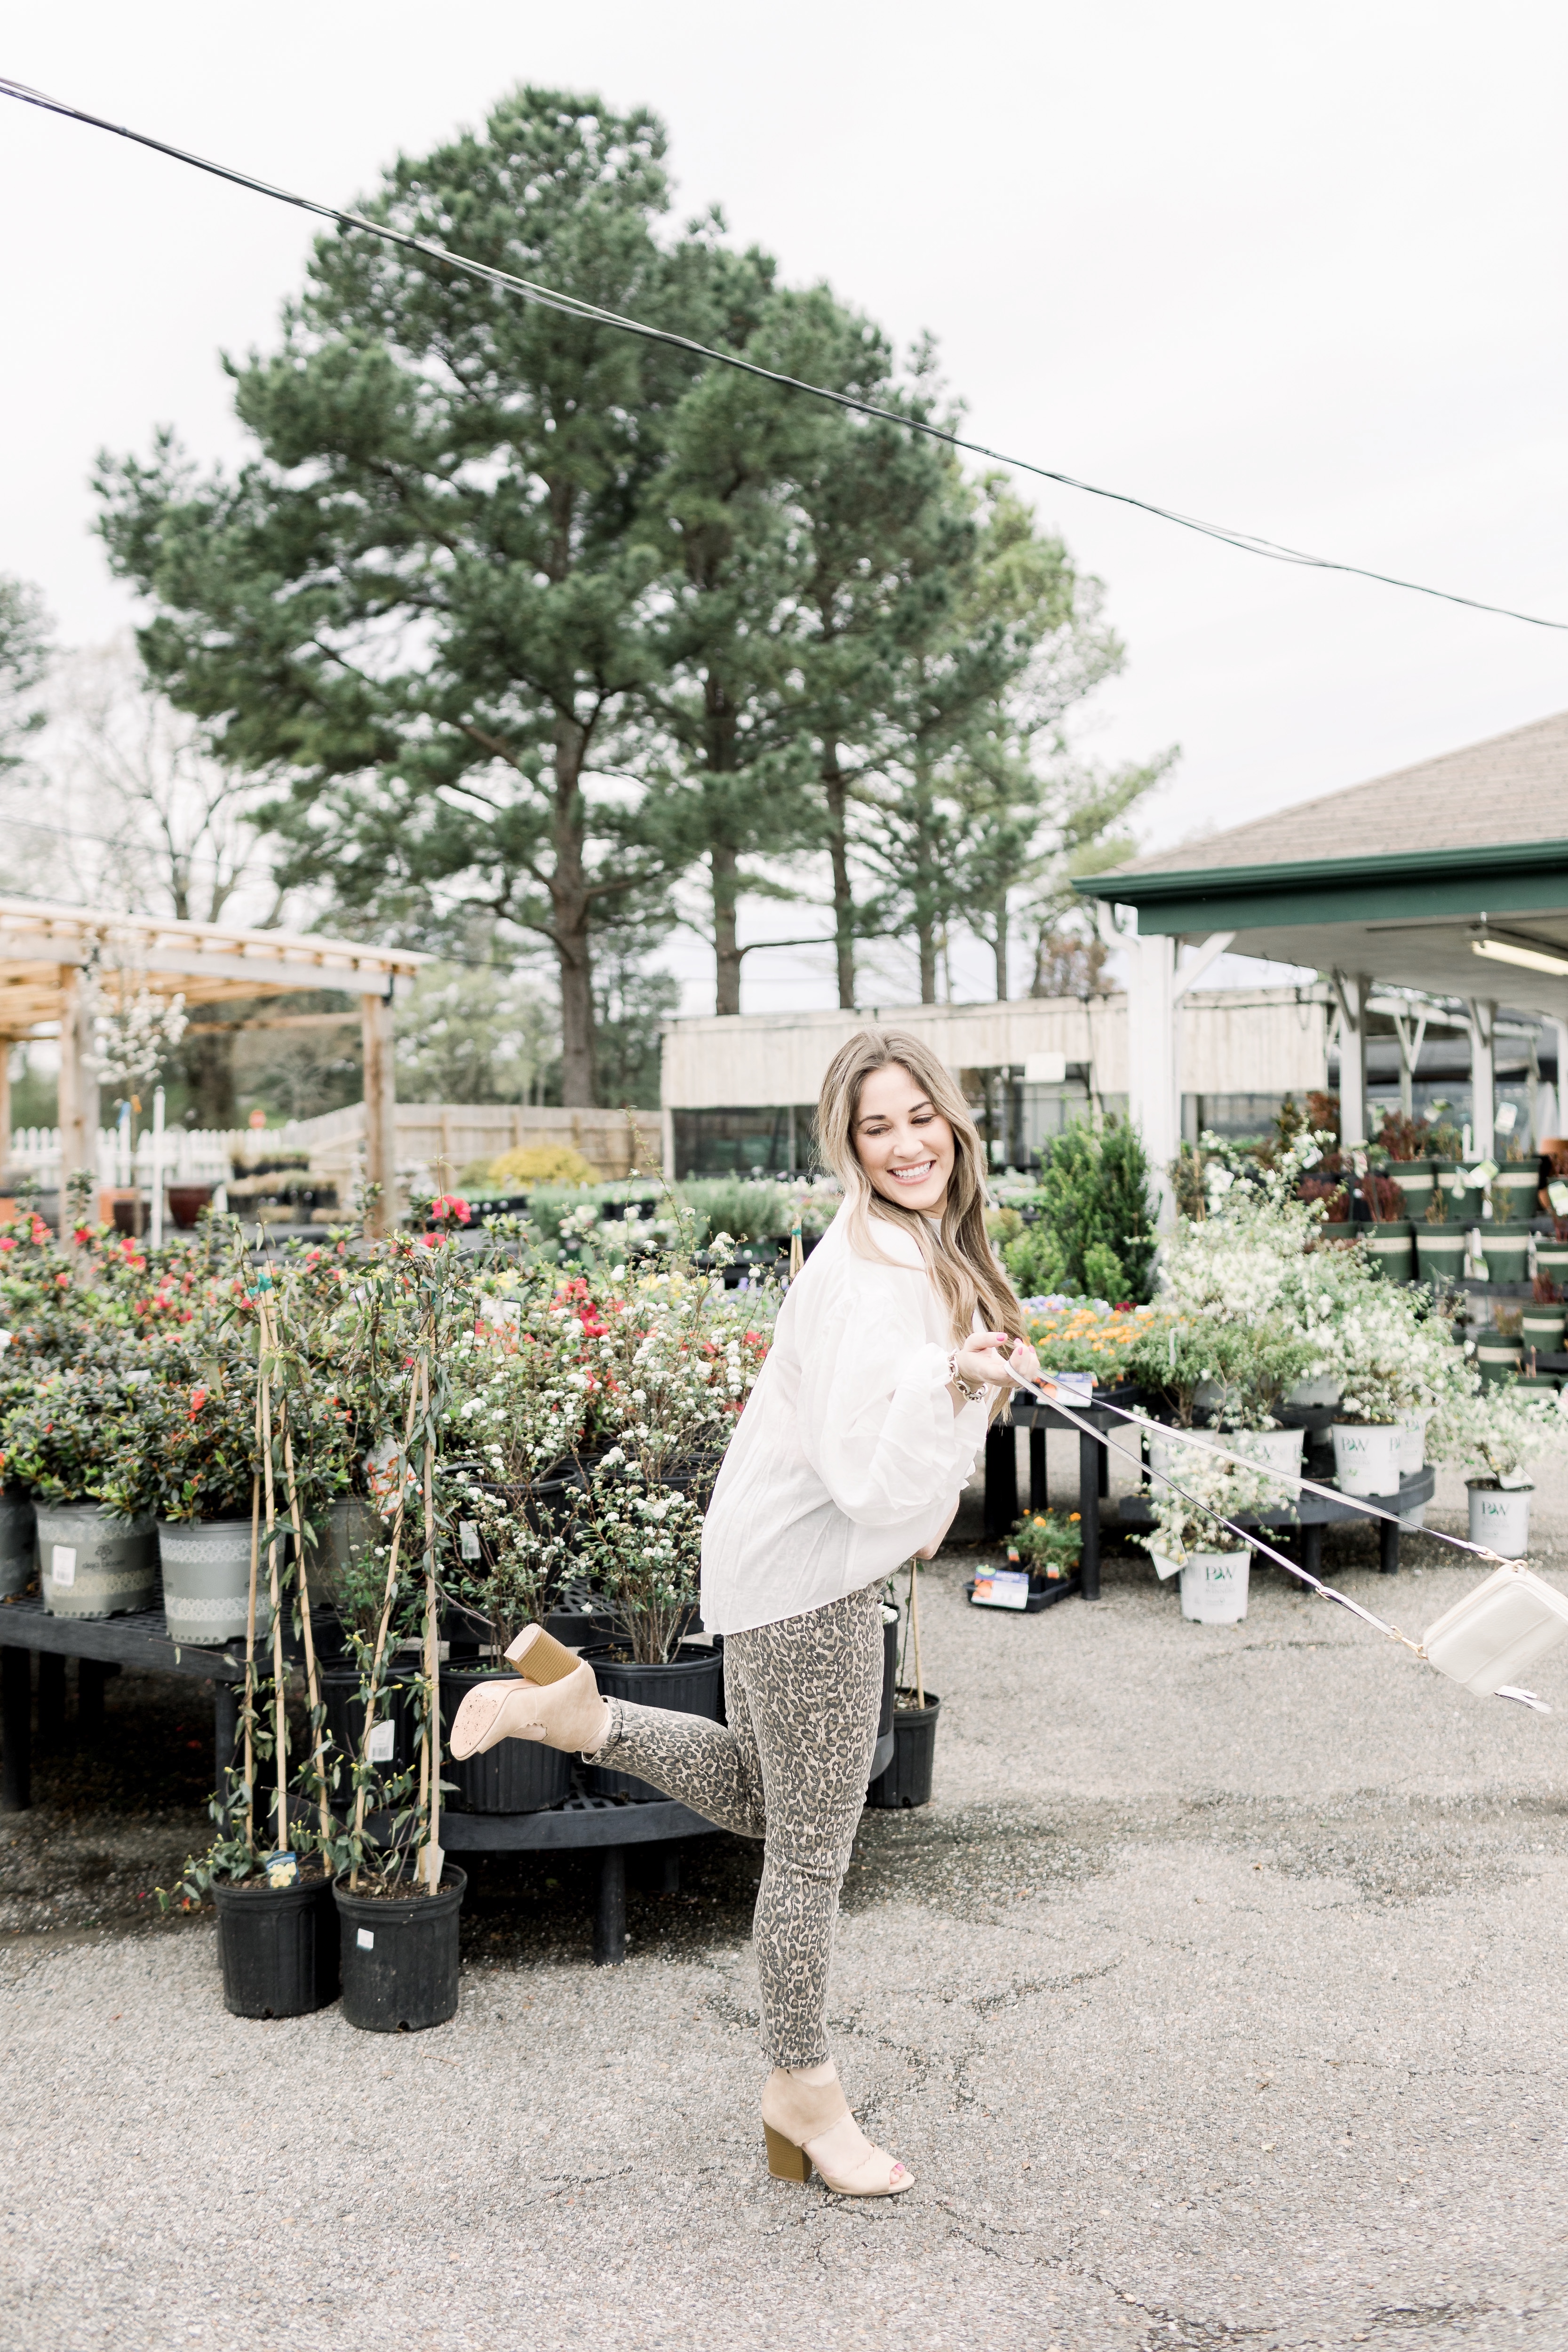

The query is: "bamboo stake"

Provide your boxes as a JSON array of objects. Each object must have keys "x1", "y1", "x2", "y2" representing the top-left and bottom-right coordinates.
[
  {"x1": 261, "y1": 1288, "x2": 333, "y2": 1855},
  {"x1": 242, "y1": 1445, "x2": 260, "y2": 1854},
  {"x1": 908, "y1": 1554, "x2": 925, "y2": 1710},
  {"x1": 417, "y1": 1351, "x2": 443, "y2": 1892},
  {"x1": 257, "y1": 1330, "x2": 288, "y2": 1859},
  {"x1": 349, "y1": 1325, "x2": 430, "y2": 1889}
]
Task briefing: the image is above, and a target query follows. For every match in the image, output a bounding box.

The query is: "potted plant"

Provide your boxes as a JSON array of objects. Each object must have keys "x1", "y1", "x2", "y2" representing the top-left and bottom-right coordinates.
[
  {"x1": 1, "y1": 1364, "x2": 159, "y2": 1617},
  {"x1": 577, "y1": 1469, "x2": 722, "y2": 1798},
  {"x1": 869, "y1": 1559, "x2": 941, "y2": 1808},
  {"x1": 1134, "y1": 1443, "x2": 1276, "y2": 1624},
  {"x1": 1201, "y1": 1314, "x2": 1321, "y2": 1487},
  {"x1": 1429, "y1": 1382, "x2": 1568, "y2": 1559},
  {"x1": 1007, "y1": 1505, "x2": 1083, "y2": 1588},
  {"x1": 95, "y1": 1344, "x2": 268, "y2": 1642},
  {"x1": 1414, "y1": 1189, "x2": 1471, "y2": 1289}
]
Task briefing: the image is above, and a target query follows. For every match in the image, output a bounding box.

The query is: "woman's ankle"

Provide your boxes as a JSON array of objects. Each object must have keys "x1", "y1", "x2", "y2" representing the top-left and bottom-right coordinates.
[{"x1": 788, "y1": 2059, "x2": 837, "y2": 2087}]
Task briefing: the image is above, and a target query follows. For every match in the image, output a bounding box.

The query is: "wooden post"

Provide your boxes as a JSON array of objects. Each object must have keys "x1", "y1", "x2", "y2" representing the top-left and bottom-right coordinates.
[
  {"x1": 360, "y1": 988, "x2": 396, "y2": 1236},
  {"x1": 56, "y1": 963, "x2": 98, "y2": 1240}
]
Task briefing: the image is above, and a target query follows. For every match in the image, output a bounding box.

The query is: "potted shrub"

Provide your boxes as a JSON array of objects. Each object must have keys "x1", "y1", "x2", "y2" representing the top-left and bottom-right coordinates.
[
  {"x1": 1306, "y1": 1262, "x2": 1462, "y2": 1498},
  {"x1": 1414, "y1": 1191, "x2": 1471, "y2": 1289},
  {"x1": 1491, "y1": 1163, "x2": 1542, "y2": 1224},
  {"x1": 1479, "y1": 1225, "x2": 1530, "y2": 1286},
  {"x1": 1430, "y1": 1383, "x2": 1568, "y2": 1559},
  {"x1": 1, "y1": 1365, "x2": 159, "y2": 1617},
  {"x1": 1007, "y1": 1505, "x2": 1084, "y2": 1589},
  {"x1": 576, "y1": 1469, "x2": 722, "y2": 1799},
  {"x1": 1133, "y1": 1444, "x2": 1276, "y2": 1624},
  {"x1": 1201, "y1": 1314, "x2": 1321, "y2": 1487},
  {"x1": 161, "y1": 1777, "x2": 340, "y2": 2020},
  {"x1": 442, "y1": 1486, "x2": 573, "y2": 1815},
  {"x1": 95, "y1": 1346, "x2": 268, "y2": 1643}
]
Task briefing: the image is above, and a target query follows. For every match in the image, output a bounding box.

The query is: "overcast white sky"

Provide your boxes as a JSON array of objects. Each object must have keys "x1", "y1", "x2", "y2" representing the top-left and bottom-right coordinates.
[{"x1": 4, "y1": 2, "x2": 1567, "y2": 1012}]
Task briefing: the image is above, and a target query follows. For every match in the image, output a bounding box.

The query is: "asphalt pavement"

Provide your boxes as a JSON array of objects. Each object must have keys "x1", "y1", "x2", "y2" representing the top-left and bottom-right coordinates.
[{"x1": 2, "y1": 1433, "x2": 1567, "y2": 2352}]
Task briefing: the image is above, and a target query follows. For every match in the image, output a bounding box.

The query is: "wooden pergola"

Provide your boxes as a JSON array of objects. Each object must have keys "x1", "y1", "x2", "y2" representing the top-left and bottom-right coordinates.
[{"x1": 0, "y1": 897, "x2": 425, "y2": 1235}]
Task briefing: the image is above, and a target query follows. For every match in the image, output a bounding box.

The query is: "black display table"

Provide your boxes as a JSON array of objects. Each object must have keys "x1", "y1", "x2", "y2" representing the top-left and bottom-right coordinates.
[
  {"x1": 1115, "y1": 1464, "x2": 1437, "y2": 1576},
  {"x1": 0, "y1": 1593, "x2": 896, "y2": 1967},
  {"x1": 981, "y1": 1405, "x2": 1437, "y2": 1587}
]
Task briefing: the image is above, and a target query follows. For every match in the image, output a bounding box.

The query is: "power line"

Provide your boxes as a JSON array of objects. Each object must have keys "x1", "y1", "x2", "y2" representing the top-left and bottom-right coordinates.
[{"x1": 4, "y1": 72, "x2": 1566, "y2": 636}]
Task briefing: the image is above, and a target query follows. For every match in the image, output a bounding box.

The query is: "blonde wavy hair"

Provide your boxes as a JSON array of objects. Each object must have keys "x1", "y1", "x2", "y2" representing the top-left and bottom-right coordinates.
[{"x1": 816, "y1": 1030, "x2": 1027, "y2": 1369}]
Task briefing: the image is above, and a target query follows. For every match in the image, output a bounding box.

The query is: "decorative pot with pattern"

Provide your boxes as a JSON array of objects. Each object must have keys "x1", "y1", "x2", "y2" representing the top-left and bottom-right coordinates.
[
  {"x1": 158, "y1": 1517, "x2": 273, "y2": 1644},
  {"x1": 37, "y1": 1502, "x2": 158, "y2": 1619}
]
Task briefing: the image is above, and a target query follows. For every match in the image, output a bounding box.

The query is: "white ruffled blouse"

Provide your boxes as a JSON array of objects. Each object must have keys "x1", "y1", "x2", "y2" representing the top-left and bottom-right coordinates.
[{"x1": 699, "y1": 1204, "x2": 990, "y2": 1636}]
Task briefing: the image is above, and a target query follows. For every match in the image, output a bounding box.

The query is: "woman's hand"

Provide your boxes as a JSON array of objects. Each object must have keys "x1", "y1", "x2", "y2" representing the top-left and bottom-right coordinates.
[{"x1": 948, "y1": 1333, "x2": 1042, "y2": 1410}]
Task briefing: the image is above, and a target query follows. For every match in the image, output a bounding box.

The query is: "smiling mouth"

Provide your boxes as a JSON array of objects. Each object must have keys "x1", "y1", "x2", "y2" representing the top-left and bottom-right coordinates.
[{"x1": 887, "y1": 1160, "x2": 937, "y2": 1184}]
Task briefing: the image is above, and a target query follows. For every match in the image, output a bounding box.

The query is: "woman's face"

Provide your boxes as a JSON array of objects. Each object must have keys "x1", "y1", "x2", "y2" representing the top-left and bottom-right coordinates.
[{"x1": 853, "y1": 1063, "x2": 956, "y2": 1217}]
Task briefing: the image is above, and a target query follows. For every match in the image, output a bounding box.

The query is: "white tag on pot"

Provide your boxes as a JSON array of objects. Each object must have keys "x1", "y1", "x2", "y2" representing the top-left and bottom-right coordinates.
[
  {"x1": 1048, "y1": 1371, "x2": 1094, "y2": 1402},
  {"x1": 356, "y1": 1927, "x2": 374, "y2": 1951},
  {"x1": 50, "y1": 1545, "x2": 76, "y2": 1589},
  {"x1": 367, "y1": 1721, "x2": 396, "y2": 1764},
  {"x1": 459, "y1": 1521, "x2": 481, "y2": 1562}
]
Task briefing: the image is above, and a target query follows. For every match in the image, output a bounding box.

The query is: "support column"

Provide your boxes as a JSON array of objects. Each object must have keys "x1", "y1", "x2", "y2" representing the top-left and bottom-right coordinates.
[
  {"x1": 1537, "y1": 1019, "x2": 1568, "y2": 1145},
  {"x1": 56, "y1": 963, "x2": 98, "y2": 1238},
  {"x1": 1332, "y1": 971, "x2": 1372, "y2": 1148},
  {"x1": 1124, "y1": 930, "x2": 1179, "y2": 1226},
  {"x1": 0, "y1": 1038, "x2": 11, "y2": 1178},
  {"x1": 1467, "y1": 999, "x2": 1496, "y2": 1160},
  {"x1": 360, "y1": 990, "x2": 397, "y2": 1237}
]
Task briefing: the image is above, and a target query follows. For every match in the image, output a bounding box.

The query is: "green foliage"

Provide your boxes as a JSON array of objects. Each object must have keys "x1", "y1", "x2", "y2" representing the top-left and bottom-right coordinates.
[
  {"x1": 1008, "y1": 1506, "x2": 1082, "y2": 1575},
  {"x1": 0, "y1": 574, "x2": 50, "y2": 772},
  {"x1": 1006, "y1": 1120, "x2": 1156, "y2": 1302}
]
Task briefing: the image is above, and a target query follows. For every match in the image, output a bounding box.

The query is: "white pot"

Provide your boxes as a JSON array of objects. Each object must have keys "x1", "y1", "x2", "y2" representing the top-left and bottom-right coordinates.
[
  {"x1": 1284, "y1": 1375, "x2": 1342, "y2": 1410},
  {"x1": 1147, "y1": 1428, "x2": 1215, "y2": 1485},
  {"x1": 1179, "y1": 1547, "x2": 1251, "y2": 1624},
  {"x1": 1395, "y1": 1410, "x2": 1434, "y2": 1476},
  {"x1": 1467, "y1": 1480, "x2": 1533, "y2": 1560},
  {"x1": 1330, "y1": 1422, "x2": 1404, "y2": 1498},
  {"x1": 1224, "y1": 1426, "x2": 1306, "y2": 1475}
]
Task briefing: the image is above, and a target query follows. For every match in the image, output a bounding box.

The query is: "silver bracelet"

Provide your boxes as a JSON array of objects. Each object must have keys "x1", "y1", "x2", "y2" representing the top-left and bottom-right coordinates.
[{"x1": 947, "y1": 1351, "x2": 986, "y2": 1406}]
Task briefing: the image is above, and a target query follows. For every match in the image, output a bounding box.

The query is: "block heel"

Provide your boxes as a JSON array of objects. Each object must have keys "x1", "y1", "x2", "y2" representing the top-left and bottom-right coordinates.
[{"x1": 764, "y1": 2123, "x2": 812, "y2": 2183}]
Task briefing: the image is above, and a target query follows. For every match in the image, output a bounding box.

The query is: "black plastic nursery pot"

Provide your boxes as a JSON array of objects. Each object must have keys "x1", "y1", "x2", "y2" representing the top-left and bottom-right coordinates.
[
  {"x1": 867, "y1": 1690, "x2": 941, "y2": 1811},
  {"x1": 322, "y1": 1663, "x2": 419, "y2": 1791},
  {"x1": 213, "y1": 1867, "x2": 339, "y2": 2019},
  {"x1": 334, "y1": 1867, "x2": 467, "y2": 2033},
  {"x1": 579, "y1": 1642, "x2": 724, "y2": 1799},
  {"x1": 439, "y1": 1668, "x2": 572, "y2": 1813}
]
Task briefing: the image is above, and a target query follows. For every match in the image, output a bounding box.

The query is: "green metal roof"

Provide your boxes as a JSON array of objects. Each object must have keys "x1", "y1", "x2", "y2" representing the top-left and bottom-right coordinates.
[{"x1": 1075, "y1": 838, "x2": 1568, "y2": 935}]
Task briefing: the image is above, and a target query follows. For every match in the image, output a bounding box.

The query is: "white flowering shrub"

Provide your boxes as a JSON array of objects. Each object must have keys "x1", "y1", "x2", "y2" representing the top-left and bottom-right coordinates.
[
  {"x1": 1428, "y1": 1383, "x2": 1568, "y2": 1486},
  {"x1": 1137, "y1": 1438, "x2": 1280, "y2": 1565}
]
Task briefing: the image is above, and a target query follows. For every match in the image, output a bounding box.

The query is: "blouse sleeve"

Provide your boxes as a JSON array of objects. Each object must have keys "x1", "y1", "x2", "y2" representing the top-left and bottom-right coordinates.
[{"x1": 793, "y1": 1255, "x2": 988, "y2": 1529}]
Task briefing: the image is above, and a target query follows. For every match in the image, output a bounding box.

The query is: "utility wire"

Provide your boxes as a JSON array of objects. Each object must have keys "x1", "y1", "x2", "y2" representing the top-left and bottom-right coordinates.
[{"x1": 4, "y1": 72, "x2": 1567, "y2": 635}]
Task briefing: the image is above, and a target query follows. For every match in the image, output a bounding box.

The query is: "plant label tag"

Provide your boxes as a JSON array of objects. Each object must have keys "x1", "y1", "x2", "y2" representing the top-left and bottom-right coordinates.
[
  {"x1": 264, "y1": 1850, "x2": 298, "y2": 1889},
  {"x1": 356, "y1": 1927, "x2": 374, "y2": 1950},
  {"x1": 971, "y1": 1568, "x2": 1031, "y2": 1610},
  {"x1": 459, "y1": 1521, "x2": 481, "y2": 1561},
  {"x1": 50, "y1": 1545, "x2": 76, "y2": 1589},
  {"x1": 367, "y1": 1721, "x2": 396, "y2": 1764},
  {"x1": 1052, "y1": 1372, "x2": 1094, "y2": 1402}
]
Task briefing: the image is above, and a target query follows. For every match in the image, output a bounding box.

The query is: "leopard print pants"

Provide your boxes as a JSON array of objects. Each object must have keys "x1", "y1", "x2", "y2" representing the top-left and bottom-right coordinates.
[{"x1": 596, "y1": 1583, "x2": 884, "y2": 2068}]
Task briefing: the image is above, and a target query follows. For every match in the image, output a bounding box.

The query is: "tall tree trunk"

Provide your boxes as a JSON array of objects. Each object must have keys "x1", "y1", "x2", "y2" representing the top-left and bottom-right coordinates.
[
  {"x1": 551, "y1": 718, "x2": 598, "y2": 1105},
  {"x1": 993, "y1": 896, "x2": 1010, "y2": 1001},
  {"x1": 917, "y1": 922, "x2": 938, "y2": 1003},
  {"x1": 821, "y1": 744, "x2": 855, "y2": 1010},
  {"x1": 710, "y1": 842, "x2": 743, "y2": 1017},
  {"x1": 180, "y1": 1023, "x2": 236, "y2": 1127}
]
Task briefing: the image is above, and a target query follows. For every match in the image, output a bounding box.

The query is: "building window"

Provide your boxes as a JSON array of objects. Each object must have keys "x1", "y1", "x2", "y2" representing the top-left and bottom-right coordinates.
[{"x1": 671, "y1": 1107, "x2": 818, "y2": 1179}]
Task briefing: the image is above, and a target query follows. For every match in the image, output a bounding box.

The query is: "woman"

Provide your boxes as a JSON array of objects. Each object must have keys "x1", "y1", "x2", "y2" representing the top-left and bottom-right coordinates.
[{"x1": 450, "y1": 1030, "x2": 1040, "y2": 2195}]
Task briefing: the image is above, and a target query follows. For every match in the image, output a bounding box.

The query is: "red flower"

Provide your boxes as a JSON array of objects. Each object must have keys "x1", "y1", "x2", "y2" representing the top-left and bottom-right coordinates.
[
  {"x1": 0, "y1": 1237, "x2": 14, "y2": 1253},
  {"x1": 188, "y1": 1387, "x2": 208, "y2": 1416}
]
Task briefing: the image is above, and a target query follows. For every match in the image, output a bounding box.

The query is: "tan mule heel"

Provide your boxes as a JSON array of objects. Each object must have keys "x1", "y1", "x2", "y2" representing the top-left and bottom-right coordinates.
[
  {"x1": 448, "y1": 1659, "x2": 612, "y2": 1761},
  {"x1": 760, "y1": 2066, "x2": 913, "y2": 2197}
]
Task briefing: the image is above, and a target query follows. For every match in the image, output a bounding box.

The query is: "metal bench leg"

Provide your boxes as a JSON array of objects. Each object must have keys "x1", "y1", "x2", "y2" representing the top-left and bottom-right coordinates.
[
  {"x1": 78, "y1": 1658, "x2": 110, "y2": 1739},
  {"x1": 593, "y1": 1844, "x2": 627, "y2": 1966},
  {"x1": 1300, "y1": 1524, "x2": 1324, "y2": 1580},
  {"x1": 37, "y1": 1653, "x2": 66, "y2": 1748},
  {"x1": 631, "y1": 1840, "x2": 681, "y2": 1896},
  {"x1": 1028, "y1": 1426, "x2": 1047, "y2": 1510},
  {"x1": 1079, "y1": 1430, "x2": 1102, "y2": 1602},
  {"x1": 1, "y1": 1647, "x2": 31, "y2": 1812},
  {"x1": 984, "y1": 1421, "x2": 1019, "y2": 1542},
  {"x1": 1379, "y1": 1515, "x2": 1400, "y2": 1575}
]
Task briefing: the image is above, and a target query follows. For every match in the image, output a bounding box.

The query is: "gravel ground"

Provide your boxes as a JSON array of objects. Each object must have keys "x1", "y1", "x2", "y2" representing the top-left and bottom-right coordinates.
[{"x1": 3, "y1": 1435, "x2": 1568, "y2": 2352}]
